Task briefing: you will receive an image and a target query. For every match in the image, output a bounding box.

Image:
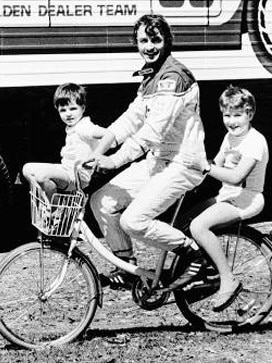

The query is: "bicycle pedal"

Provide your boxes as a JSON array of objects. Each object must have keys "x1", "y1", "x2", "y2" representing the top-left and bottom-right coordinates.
[
  {"x1": 237, "y1": 299, "x2": 256, "y2": 316},
  {"x1": 204, "y1": 265, "x2": 220, "y2": 281},
  {"x1": 183, "y1": 279, "x2": 205, "y2": 291},
  {"x1": 206, "y1": 273, "x2": 220, "y2": 281}
]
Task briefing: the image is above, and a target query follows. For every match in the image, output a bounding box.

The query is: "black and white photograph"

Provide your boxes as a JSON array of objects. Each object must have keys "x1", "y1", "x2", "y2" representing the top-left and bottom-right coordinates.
[{"x1": 0, "y1": 1, "x2": 272, "y2": 362}]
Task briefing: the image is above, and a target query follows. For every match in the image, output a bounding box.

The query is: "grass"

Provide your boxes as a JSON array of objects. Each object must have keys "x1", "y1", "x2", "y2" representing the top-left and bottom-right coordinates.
[{"x1": 1, "y1": 223, "x2": 272, "y2": 362}]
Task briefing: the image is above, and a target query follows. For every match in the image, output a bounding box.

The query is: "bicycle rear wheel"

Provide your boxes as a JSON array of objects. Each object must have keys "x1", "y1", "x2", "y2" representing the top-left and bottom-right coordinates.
[
  {"x1": 173, "y1": 225, "x2": 272, "y2": 332},
  {"x1": 0, "y1": 240, "x2": 100, "y2": 349}
]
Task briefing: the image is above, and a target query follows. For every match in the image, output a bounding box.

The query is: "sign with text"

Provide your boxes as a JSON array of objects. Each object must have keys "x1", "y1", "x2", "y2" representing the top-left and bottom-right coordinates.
[{"x1": 0, "y1": 0, "x2": 148, "y2": 26}]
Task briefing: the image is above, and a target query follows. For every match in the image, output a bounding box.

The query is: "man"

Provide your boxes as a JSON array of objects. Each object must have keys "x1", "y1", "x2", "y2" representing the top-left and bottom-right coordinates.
[{"x1": 87, "y1": 14, "x2": 206, "y2": 289}]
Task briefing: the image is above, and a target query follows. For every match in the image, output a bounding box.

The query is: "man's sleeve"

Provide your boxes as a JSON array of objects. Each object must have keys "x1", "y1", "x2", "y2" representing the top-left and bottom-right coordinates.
[
  {"x1": 110, "y1": 136, "x2": 147, "y2": 168},
  {"x1": 108, "y1": 94, "x2": 145, "y2": 145},
  {"x1": 110, "y1": 92, "x2": 181, "y2": 168}
]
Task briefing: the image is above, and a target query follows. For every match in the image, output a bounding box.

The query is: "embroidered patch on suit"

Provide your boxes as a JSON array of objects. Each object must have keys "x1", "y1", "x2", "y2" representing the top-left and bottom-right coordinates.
[{"x1": 157, "y1": 79, "x2": 176, "y2": 92}]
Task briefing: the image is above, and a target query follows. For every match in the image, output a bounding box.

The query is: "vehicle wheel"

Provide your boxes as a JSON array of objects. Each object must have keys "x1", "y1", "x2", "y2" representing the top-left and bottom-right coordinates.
[
  {"x1": 0, "y1": 240, "x2": 99, "y2": 349},
  {"x1": 248, "y1": 0, "x2": 272, "y2": 74},
  {"x1": 173, "y1": 225, "x2": 272, "y2": 332},
  {"x1": 0, "y1": 155, "x2": 13, "y2": 250}
]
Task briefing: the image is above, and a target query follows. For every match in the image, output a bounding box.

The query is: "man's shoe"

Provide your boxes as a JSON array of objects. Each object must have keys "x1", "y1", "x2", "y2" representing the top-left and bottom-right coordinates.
[
  {"x1": 170, "y1": 246, "x2": 206, "y2": 289},
  {"x1": 107, "y1": 268, "x2": 136, "y2": 290},
  {"x1": 99, "y1": 273, "x2": 111, "y2": 288},
  {"x1": 205, "y1": 264, "x2": 220, "y2": 282},
  {"x1": 99, "y1": 257, "x2": 137, "y2": 290}
]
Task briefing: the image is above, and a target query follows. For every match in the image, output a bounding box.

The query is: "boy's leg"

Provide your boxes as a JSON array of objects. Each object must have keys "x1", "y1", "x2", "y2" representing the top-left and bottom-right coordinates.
[
  {"x1": 190, "y1": 202, "x2": 242, "y2": 310},
  {"x1": 190, "y1": 202, "x2": 240, "y2": 287},
  {"x1": 23, "y1": 163, "x2": 70, "y2": 200}
]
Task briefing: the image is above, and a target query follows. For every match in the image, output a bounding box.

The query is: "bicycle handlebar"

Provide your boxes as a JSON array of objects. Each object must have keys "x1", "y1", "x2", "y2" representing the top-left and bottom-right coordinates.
[{"x1": 73, "y1": 158, "x2": 98, "y2": 192}]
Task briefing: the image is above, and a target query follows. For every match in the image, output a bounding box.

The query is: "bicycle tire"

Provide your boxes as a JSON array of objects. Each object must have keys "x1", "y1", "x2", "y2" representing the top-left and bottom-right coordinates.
[
  {"x1": 0, "y1": 240, "x2": 100, "y2": 349},
  {"x1": 0, "y1": 154, "x2": 13, "y2": 249},
  {"x1": 172, "y1": 225, "x2": 272, "y2": 333}
]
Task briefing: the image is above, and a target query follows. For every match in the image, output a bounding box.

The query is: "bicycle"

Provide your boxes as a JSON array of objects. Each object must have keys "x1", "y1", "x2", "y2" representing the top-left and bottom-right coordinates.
[{"x1": 0, "y1": 172, "x2": 272, "y2": 350}]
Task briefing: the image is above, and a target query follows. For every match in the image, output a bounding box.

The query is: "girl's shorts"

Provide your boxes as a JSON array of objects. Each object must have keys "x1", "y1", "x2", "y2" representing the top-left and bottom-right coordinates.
[{"x1": 216, "y1": 189, "x2": 264, "y2": 220}]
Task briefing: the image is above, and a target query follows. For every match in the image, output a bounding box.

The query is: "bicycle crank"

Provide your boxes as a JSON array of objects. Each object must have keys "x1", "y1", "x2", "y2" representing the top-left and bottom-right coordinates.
[{"x1": 132, "y1": 277, "x2": 170, "y2": 310}]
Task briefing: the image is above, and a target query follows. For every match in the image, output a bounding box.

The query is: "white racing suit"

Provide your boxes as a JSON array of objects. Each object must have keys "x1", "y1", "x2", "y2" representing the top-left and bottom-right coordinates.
[{"x1": 91, "y1": 54, "x2": 206, "y2": 258}]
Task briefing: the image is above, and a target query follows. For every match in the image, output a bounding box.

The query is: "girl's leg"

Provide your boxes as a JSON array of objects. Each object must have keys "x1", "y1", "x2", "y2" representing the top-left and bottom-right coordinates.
[
  {"x1": 190, "y1": 201, "x2": 240, "y2": 294},
  {"x1": 22, "y1": 163, "x2": 70, "y2": 201}
]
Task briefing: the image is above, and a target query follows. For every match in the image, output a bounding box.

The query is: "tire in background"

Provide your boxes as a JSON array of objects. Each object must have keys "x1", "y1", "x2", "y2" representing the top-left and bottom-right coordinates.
[{"x1": 0, "y1": 154, "x2": 13, "y2": 252}]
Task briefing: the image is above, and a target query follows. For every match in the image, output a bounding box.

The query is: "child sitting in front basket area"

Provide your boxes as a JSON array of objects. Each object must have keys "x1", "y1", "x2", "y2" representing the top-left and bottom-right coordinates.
[
  {"x1": 23, "y1": 82, "x2": 109, "y2": 201},
  {"x1": 183, "y1": 85, "x2": 269, "y2": 312}
]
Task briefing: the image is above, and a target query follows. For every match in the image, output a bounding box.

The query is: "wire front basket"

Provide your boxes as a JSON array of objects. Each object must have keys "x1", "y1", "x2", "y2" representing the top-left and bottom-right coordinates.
[{"x1": 30, "y1": 180, "x2": 86, "y2": 237}]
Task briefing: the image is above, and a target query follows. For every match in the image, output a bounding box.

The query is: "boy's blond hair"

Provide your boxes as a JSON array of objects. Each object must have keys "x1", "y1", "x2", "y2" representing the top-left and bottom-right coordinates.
[{"x1": 219, "y1": 85, "x2": 256, "y2": 116}]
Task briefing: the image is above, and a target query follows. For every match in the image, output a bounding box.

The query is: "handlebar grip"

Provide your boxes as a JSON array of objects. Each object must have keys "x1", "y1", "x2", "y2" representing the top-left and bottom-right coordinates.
[
  {"x1": 73, "y1": 161, "x2": 84, "y2": 192},
  {"x1": 73, "y1": 159, "x2": 98, "y2": 191}
]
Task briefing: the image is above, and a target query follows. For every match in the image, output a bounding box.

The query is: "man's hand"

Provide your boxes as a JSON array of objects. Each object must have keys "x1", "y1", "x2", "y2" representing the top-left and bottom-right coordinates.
[
  {"x1": 183, "y1": 151, "x2": 209, "y2": 172},
  {"x1": 82, "y1": 154, "x2": 115, "y2": 173},
  {"x1": 96, "y1": 155, "x2": 115, "y2": 173},
  {"x1": 82, "y1": 155, "x2": 98, "y2": 170}
]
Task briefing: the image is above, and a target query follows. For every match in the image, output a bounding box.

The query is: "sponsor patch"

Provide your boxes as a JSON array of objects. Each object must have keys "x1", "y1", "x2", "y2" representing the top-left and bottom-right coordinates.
[{"x1": 157, "y1": 79, "x2": 176, "y2": 92}]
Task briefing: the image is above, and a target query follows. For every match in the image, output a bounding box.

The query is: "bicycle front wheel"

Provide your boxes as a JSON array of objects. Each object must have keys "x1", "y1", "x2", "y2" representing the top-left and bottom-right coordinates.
[
  {"x1": 173, "y1": 225, "x2": 272, "y2": 333},
  {"x1": 0, "y1": 240, "x2": 99, "y2": 349}
]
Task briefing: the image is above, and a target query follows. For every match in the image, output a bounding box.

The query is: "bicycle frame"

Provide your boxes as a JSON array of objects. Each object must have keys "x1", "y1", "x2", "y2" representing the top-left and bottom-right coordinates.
[
  {"x1": 48, "y1": 162, "x2": 183, "y2": 289},
  {"x1": 79, "y1": 194, "x2": 186, "y2": 290},
  {"x1": 2, "y1": 167, "x2": 272, "y2": 349},
  {"x1": 30, "y1": 160, "x2": 247, "y2": 295}
]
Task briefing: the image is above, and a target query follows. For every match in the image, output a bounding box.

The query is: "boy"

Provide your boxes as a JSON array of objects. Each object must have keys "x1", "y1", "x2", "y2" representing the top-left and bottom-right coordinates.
[
  {"x1": 23, "y1": 83, "x2": 107, "y2": 200},
  {"x1": 184, "y1": 85, "x2": 269, "y2": 311}
]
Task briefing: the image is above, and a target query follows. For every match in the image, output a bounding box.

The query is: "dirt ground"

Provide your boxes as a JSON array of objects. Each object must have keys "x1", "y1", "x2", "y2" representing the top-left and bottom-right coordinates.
[
  {"x1": 84, "y1": 222, "x2": 272, "y2": 363},
  {"x1": 0, "y1": 222, "x2": 272, "y2": 362}
]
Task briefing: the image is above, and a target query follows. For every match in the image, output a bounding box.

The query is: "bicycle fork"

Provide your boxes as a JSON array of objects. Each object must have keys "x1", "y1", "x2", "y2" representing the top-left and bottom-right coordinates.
[{"x1": 37, "y1": 232, "x2": 78, "y2": 301}]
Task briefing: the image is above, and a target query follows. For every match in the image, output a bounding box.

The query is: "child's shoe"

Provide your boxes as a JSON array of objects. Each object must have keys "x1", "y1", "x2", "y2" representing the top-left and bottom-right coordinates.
[{"x1": 212, "y1": 279, "x2": 243, "y2": 312}]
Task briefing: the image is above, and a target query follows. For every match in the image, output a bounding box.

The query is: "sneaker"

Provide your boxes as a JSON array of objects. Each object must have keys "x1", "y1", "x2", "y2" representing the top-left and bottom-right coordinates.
[
  {"x1": 212, "y1": 280, "x2": 243, "y2": 312},
  {"x1": 205, "y1": 264, "x2": 220, "y2": 282},
  {"x1": 170, "y1": 246, "x2": 206, "y2": 289},
  {"x1": 99, "y1": 257, "x2": 137, "y2": 290}
]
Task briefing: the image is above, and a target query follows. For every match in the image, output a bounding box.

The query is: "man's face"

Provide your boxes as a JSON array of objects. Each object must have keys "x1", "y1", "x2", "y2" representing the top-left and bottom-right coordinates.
[{"x1": 137, "y1": 25, "x2": 166, "y2": 65}]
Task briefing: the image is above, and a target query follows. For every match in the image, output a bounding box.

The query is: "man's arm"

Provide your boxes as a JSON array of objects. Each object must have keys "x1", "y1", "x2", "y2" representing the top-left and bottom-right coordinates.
[
  {"x1": 94, "y1": 129, "x2": 116, "y2": 155},
  {"x1": 82, "y1": 129, "x2": 116, "y2": 170},
  {"x1": 83, "y1": 94, "x2": 145, "y2": 170}
]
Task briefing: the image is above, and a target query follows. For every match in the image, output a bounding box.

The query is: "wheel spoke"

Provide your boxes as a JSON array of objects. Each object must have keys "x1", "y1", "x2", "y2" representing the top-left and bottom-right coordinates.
[
  {"x1": 173, "y1": 227, "x2": 272, "y2": 332},
  {"x1": 0, "y1": 242, "x2": 98, "y2": 349}
]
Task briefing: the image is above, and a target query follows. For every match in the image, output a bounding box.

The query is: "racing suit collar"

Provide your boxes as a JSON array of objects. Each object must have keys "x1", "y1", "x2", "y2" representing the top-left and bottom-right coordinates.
[{"x1": 132, "y1": 52, "x2": 171, "y2": 77}]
